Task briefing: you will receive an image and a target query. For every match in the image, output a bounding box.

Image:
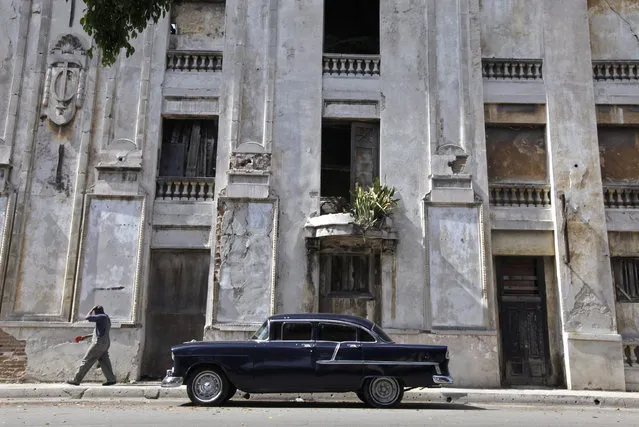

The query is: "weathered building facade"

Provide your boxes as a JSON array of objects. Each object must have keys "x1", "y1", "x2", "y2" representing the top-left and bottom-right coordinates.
[{"x1": 0, "y1": 0, "x2": 638, "y2": 391}]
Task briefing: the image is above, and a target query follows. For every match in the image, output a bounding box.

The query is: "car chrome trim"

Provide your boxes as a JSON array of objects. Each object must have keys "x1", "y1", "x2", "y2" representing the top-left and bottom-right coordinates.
[
  {"x1": 316, "y1": 360, "x2": 440, "y2": 366},
  {"x1": 433, "y1": 375, "x2": 454, "y2": 384}
]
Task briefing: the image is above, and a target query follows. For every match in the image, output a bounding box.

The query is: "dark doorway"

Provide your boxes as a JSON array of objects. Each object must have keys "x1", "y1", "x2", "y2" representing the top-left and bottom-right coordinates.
[
  {"x1": 496, "y1": 256, "x2": 551, "y2": 386},
  {"x1": 141, "y1": 250, "x2": 210, "y2": 379}
]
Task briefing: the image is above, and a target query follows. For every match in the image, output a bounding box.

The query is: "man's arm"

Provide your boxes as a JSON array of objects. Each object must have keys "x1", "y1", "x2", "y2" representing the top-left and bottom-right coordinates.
[{"x1": 84, "y1": 305, "x2": 98, "y2": 320}]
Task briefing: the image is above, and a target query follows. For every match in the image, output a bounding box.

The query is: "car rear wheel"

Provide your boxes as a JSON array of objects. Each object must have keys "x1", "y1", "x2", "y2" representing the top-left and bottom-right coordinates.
[
  {"x1": 362, "y1": 377, "x2": 404, "y2": 408},
  {"x1": 186, "y1": 367, "x2": 231, "y2": 406}
]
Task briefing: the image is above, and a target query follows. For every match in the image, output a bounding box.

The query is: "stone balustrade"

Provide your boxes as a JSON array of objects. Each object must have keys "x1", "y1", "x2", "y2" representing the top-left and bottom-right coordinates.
[
  {"x1": 482, "y1": 59, "x2": 543, "y2": 80},
  {"x1": 322, "y1": 54, "x2": 380, "y2": 77},
  {"x1": 603, "y1": 185, "x2": 639, "y2": 209},
  {"x1": 625, "y1": 341, "x2": 639, "y2": 367},
  {"x1": 593, "y1": 61, "x2": 639, "y2": 80},
  {"x1": 156, "y1": 177, "x2": 215, "y2": 201},
  {"x1": 489, "y1": 184, "x2": 551, "y2": 207},
  {"x1": 166, "y1": 50, "x2": 223, "y2": 72}
]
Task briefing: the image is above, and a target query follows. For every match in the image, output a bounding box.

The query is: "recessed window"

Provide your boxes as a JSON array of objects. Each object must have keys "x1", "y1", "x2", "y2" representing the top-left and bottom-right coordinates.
[
  {"x1": 159, "y1": 118, "x2": 218, "y2": 178},
  {"x1": 612, "y1": 257, "x2": 639, "y2": 302},
  {"x1": 598, "y1": 126, "x2": 639, "y2": 184},
  {"x1": 321, "y1": 252, "x2": 380, "y2": 296},
  {"x1": 324, "y1": 0, "x2": 379, "y2": 54},
  {"x1": 321, "y1": 120, "x2": 379, "y2": 212}
]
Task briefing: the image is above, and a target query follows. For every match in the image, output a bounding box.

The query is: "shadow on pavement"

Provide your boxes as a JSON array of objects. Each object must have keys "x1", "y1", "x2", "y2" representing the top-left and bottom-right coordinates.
[{"x1": 178, "y1": 401, "x2": 483, "y2": 410}]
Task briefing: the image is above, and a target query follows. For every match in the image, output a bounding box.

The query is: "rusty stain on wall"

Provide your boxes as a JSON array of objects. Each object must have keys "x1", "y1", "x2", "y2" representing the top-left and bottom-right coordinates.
[
  {"x1": 598, "y1": 126, "x2": 639, "y2": 183},
  {"x1": 485, "y1": 125, "x2": 547, "y2": 183}
]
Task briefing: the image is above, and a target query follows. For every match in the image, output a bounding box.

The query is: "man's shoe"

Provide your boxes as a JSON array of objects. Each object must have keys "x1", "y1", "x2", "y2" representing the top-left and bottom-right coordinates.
[
  {"x1": 66, "y1": 380, "x2": 79, "y2": 386},
  {"x1": 102, "y1": 381, "x2": 116, "y2": 386}
]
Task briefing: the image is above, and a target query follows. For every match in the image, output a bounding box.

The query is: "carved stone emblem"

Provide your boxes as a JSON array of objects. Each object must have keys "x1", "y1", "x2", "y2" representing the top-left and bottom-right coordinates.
[{"x1": 41, "y1": 35, "x2": 87, "y2": 126}]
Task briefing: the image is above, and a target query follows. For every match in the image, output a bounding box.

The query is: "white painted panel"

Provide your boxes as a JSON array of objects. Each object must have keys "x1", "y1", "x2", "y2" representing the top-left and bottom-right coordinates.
[
  {"x1": 76, "y1": 197, "x2": 143, "y2": 322},
  {"x1": 428, "y1": 206, "x2": 484, "y2": 328}
]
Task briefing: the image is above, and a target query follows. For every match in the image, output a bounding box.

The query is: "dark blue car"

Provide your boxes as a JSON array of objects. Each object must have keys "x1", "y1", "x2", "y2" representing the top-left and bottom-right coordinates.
[{"x1": 161, "y1": 313, "x2": 453, "y2": 407}]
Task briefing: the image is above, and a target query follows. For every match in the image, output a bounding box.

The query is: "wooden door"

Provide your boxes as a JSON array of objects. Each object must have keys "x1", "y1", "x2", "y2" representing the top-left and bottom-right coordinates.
[
  {"x1": 141, "y1": 250, "x2": 210, "y2": 379},
  {"x1": 496, "y1": 257, "x2": 550, "y2": 386}
]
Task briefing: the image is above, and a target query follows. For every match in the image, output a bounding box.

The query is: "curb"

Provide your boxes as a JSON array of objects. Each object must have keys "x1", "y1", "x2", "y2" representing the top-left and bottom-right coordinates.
[{"x1": 1, "y1": 385, "x2": 638, "y2": 408}]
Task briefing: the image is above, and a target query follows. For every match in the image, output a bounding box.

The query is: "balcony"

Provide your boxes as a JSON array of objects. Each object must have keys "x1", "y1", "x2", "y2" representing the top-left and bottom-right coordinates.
[
  {"x1": 166, "y1": 50, "x2": 223, "y2": 72},
  {"x1": 593, "y1": 60, "x2": 639, "y2": 81},
  {"x1": 489, "y1": 183, "x2": 551, "y2": 207},
  {"x1": 155, "y1": 177, "x2": 215, "y2": 201},
  {"x1": 482, "y1": 59, "x2": 543, "y2": 80},
  {"x1": 323, "y1": 54, "x2": 380, "y2": 77},
  {"x1": 604, "y1": 185, "x2": 639, "y2": 209}
]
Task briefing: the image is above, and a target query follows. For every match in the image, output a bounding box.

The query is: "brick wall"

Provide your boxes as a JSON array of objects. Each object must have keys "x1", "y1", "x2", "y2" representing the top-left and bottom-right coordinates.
[{"x1": 0, "y1": 329, "x2": 27, "y2": 381}]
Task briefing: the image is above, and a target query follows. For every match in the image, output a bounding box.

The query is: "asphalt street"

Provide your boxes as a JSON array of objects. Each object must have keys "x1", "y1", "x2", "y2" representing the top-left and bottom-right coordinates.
[{"x1": 0, "y1": 399, "x2": 637, "y2": 427}]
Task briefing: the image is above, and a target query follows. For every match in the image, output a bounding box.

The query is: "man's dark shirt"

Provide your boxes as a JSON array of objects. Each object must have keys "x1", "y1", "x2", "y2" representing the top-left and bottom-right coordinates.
[{"x1": 87, "y1": 313, "x2": 110, "y2": 339}]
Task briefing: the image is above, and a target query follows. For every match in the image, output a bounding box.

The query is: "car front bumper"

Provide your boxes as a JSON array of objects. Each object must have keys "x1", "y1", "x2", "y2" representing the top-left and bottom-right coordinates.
[{"x1": 161, "y1": 369, "x2": 183, "y2": 388}]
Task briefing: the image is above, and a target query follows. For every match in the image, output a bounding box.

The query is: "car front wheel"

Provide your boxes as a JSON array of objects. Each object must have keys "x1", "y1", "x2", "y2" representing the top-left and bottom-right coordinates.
[
  {"x1": 362, "y1": 377, "x2": 404, "y2": 408},
  {"x1": 186, "y1": 367, "x2": 231, "y2": 406}
]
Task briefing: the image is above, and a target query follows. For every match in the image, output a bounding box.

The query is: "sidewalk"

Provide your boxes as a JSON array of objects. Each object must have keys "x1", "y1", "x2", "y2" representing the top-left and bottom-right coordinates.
[{"x1": 1, "y1": 383, "x2": 638, "y2": 408}]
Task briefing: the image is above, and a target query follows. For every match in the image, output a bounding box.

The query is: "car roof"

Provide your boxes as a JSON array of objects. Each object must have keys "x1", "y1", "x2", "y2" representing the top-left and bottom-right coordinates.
[{"x1": 268, "y1": 313, "x2": 375, "y2": 330}]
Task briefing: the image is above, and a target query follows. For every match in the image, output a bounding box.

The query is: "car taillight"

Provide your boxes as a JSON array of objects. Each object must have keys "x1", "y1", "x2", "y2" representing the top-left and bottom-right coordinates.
[{"x1": 445, "y1": 350, "x2": 450, "y2": 360}]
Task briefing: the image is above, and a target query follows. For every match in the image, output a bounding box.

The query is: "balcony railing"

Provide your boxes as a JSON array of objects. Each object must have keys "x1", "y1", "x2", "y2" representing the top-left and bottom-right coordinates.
[
  {"x1": 166, "y1": 50, "x2": 223, "y2": 72},
  {"x1": 156, "y1": 177, "x2": 215, "y2": 201},
  {"x1": 323, "y1": 54, "x2": 380, "y2": 77},
  {"x1": 593, "y1": 61, "x2": 639, "y2": 80},
  {"x1": 489, "y1": 184, "x2": 551, "y2": 207},
  {"x1": 482, "y1": 59, "x2": 543, "y2": 80},
  {"x1": 603, "y1": 185, "x2": 639, "y2": 209}
]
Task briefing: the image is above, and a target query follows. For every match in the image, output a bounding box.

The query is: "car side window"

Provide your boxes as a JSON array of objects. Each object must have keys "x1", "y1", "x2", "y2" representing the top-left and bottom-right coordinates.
[
  {"x1": 357, "y1": 328, "x2": 376, "y2": 342},
  {"x1": 280, "y1": 322, "x2": 313, "y2": 341},
  {"x1": 318, "y1": 323, "x2": 357, "y2": 342}
]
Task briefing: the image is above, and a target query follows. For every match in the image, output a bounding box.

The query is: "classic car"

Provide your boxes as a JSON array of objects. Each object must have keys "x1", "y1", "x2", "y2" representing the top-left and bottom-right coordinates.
[{"x1": 161, "y1": 313, "x2": 452, "y2": 408}]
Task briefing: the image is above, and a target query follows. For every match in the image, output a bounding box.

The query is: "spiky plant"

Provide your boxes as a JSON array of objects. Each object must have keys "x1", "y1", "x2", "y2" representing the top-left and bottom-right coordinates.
[{"x1": 350, "y1": 178, "x2": 399, "y2": 233}]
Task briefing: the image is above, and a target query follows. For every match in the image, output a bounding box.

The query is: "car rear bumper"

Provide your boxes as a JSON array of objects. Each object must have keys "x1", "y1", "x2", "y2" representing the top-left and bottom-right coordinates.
[
  {"x1": 161, "y1": 369, "x2": 183, "y2": 388},
  {"x1": 433, "y1": 375, "x2": 454, "y2": 385}
]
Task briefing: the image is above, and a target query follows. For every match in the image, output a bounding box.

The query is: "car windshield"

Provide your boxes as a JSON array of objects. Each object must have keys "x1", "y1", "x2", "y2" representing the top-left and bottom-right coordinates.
[
  {"x1": 373, "y1": 324, "x2": 394, "y2": 343},
  {"x1": 251, "y1": 321, "x2": 269, "y2": 340}
]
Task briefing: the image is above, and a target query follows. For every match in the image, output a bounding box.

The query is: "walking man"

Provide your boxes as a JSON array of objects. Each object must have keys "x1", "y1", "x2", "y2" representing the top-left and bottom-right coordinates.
[{"x1": 67, "y1": 305, "x2": 117, "y2": 386}]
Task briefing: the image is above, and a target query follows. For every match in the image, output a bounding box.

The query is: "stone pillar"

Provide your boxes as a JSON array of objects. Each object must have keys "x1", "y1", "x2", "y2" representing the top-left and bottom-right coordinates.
[
  {"x1": 543, "y1": 0, "x2": 625, "y2": 390},
  {"x1": 424, "y1": 0, "x2": 492, "y2": 330},
  {"x1": 208, "y1": 0, "x2": 287, "y2": 333}
]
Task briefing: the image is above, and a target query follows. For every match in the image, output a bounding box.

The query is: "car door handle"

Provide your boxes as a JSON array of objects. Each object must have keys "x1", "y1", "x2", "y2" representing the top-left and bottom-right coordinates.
[
  {"x1": 347, "y1": 344, "x2": 361, "y2": 348},
  {"x1": 302, "y1": 343, "x2": 313, "y2": 348}
]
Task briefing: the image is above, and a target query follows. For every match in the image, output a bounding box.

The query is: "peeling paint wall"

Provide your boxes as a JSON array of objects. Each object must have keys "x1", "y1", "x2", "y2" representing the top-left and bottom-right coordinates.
[{"x1": 215, "y1": 200, "x2": 275, "y2": 324}]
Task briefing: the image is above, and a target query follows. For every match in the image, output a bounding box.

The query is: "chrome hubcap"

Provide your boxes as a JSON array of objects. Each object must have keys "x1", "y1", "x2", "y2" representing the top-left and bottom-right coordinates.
[
  {"x1": 193, "y1": 371, "x2": 223, "y2": 402},
  {"x1": 370, "y1": 377, "x2": 400, "y2": 405}
]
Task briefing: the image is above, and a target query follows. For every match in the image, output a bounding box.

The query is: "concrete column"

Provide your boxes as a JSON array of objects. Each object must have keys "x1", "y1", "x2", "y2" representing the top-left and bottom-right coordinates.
[
  {"x1": 424, "y1": 0, "x2": 491, "y2": 330},
  {"x1": 543, "y1": 0, "x2": 625, "y2": 390}
]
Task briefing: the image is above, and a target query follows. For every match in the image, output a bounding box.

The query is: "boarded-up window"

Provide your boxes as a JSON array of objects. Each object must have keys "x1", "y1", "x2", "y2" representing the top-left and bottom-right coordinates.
[
  {"x1": 485, "y1": 125, "x2": 547, "y2": 183},
  {"x1": 159, "y1": 118, "x2": 218, "y2": 177},
  {"x1": 320, "y1": 253, "x2": 380, "y2": 295},
  {"x1": 612, "y1": 257, "x2": 639, "y2": 302},
  {"x1": 321, "y1": 120, "x2": 379, "y2": 206},
  {"x1": 598, "y1": 126, "x2": 639, "y2": 184}
]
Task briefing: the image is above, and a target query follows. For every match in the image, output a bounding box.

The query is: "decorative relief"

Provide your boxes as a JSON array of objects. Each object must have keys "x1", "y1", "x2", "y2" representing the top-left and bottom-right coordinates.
[
  {"x1": 41, "y1": 35, "x2": 87, "y2": 126},
  {"x1": 230, "y1": 153, "x2": 271, "y2": 171}
]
